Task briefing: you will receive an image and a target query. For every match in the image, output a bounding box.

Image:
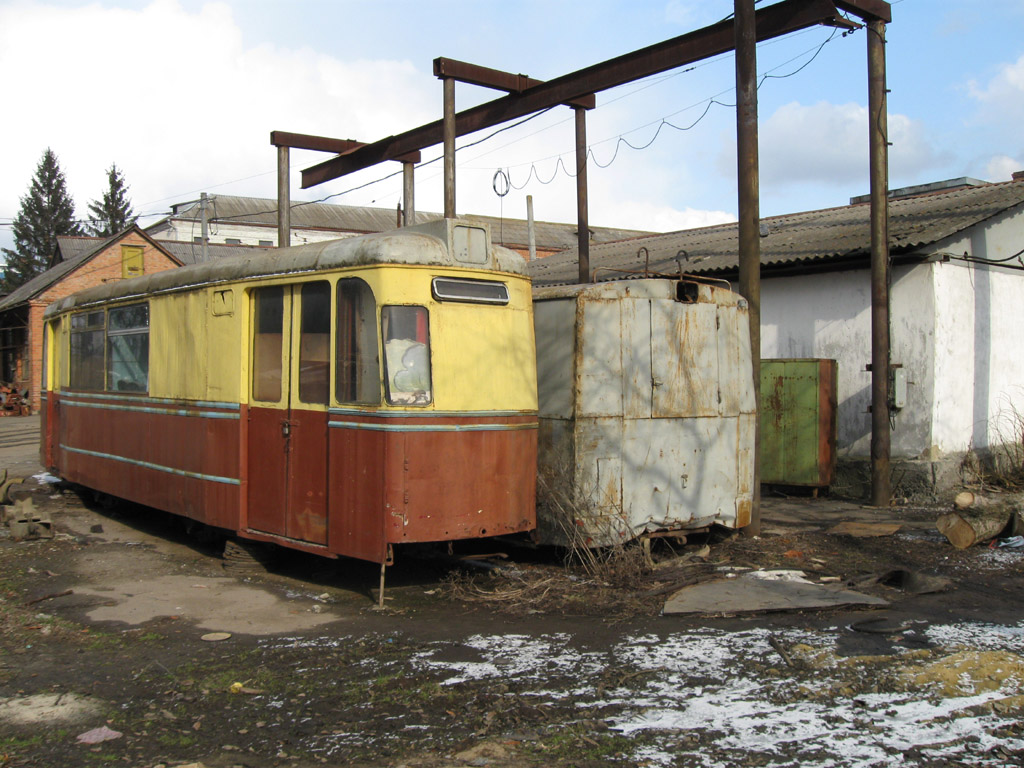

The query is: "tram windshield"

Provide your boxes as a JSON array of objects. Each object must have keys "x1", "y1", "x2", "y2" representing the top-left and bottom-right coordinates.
[{"x1": 381, "y1": 306, "x2": 431, "y2": 406}]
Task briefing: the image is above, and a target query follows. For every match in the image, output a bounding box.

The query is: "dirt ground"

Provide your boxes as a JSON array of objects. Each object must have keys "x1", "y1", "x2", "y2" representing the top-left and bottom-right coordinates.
[{"x1": 2, "y1": 417, "x2": 1024, "y2": 768}]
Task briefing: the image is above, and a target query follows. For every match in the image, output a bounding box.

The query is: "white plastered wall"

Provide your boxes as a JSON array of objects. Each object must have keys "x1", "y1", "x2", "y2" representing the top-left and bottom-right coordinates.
[
  {"x1": 930, "y1": 206, "x2": 1024, "y2": 456},
  {"x1": 760, "y1": 264, "x2": 937, "y2": 458}
]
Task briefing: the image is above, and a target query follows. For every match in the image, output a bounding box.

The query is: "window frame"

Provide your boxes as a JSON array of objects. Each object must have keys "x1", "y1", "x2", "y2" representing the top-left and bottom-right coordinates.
[
  {"x1": 431, "y1": 276, "x2": 510, "y2": 305},
  {"x1": 105, "y1": 303, "x2": 150, "y2": 394},
  {"x1": 381, "y1": 305, "x2": 432, "y2": 407},
  {"x1": 68, "y1": 302, "x2": 150, "y2": 394},
  {"x1": 335, "y1": 278, "x2": 381, "y2": 405}
]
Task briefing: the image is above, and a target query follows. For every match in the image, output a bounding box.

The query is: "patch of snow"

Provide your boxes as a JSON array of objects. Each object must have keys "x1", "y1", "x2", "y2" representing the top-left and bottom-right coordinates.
[
  {"x1": 403, "y1": 622, "x2": 1024, "y2": 767},
  {"x1": 926, "y1": 620, "x2": 1024, "y2": 652}
]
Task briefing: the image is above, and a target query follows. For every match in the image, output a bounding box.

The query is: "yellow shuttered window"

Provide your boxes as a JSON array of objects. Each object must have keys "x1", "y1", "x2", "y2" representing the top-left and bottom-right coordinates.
[{"x1": 121, "y1": 245, "x2": 144, "y2": 278}]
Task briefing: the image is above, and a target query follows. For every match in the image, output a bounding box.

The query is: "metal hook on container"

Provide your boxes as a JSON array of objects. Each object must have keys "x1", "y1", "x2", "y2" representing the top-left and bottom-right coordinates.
[
  {"x1": 675, "y1": 250, "x2": 688, "y2": 278},
  {"x1": 637, "y1": 246, "x2": 650, "y2": 277}
]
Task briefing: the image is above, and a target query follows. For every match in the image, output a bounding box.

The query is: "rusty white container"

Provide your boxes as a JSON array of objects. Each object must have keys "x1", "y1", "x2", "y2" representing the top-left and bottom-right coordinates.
[{"x1": 533, "y1": 278, "x2": 756, "y2": 547}]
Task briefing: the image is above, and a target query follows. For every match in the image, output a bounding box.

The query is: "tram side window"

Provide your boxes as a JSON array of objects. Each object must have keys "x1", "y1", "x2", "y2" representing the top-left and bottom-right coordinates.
[
  {"x1": 69, "y1": 311, "x2": 106, "y2": 390},
  {"x1": 381, "y1": 306, "x2": 431, "y2": 406},
  {"x1": 336, "y1": 279, "x2": 380, "y2": 404},
  {"x1": 253, "y1": 286, "x2": 284, "y2": 402},
  {"x1": 106, "y1": 304, "x2": 149, "y2": 393},
  {"x1": 299, "y1": 281, "x2": 330, "y2": 405}
]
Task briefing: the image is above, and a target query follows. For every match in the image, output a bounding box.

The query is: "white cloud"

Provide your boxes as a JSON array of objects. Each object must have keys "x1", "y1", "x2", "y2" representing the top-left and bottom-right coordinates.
[
  {"x1": 591, "y1": 200, "x2": 734, "y2": 233},
  {"x1": 969, "y1": 54, "x2": 1024, "y2": 106},
  {"x1": 968, "y1": 54, "x2": 1024, "y2": 136},
  {"x1": 726, "y1": 101, "x2": 946, "y2": 190},
  {"x1": 0, "y1": 0, "x2": 436, "y2": 234},
  {"x1": 985, "y1": 155, "x2": 1024, "y2": 181}
]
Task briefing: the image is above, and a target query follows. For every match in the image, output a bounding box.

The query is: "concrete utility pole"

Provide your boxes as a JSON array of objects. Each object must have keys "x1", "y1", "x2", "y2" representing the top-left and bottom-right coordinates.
[
  {"x1": 277, "y1": 145, "x2": 291, "y2": 247},
  {"x1": 575, "y1": 107, "x2": 590, "y2": 283},
  {"x1": 868, "y1": 17, "x2": 892, "y2": 507},
  {"x1": 735, "y1": 0, "x2": 761, "y2": 537},
  {"x1": 443, "y1": 77, "x2": 456, "y2": 218},
  {"x1": 200, "y1": 192, "x2": 210, "y2": 262},
  {"x1": 403, "y1": 162, "x2": 416, "y2": 226},
  {"x1": 526, "y1": 195, "x2": 537, "y2": 261}
]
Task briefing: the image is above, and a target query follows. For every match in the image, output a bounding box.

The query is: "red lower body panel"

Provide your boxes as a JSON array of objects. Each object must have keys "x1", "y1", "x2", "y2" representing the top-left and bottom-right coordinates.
[
  {"x1": 52, "y1": 393, "x2": 241, "y2": 530},
  {"x1": 47, "y1": 393, "x2": 538, "y2": 564}
]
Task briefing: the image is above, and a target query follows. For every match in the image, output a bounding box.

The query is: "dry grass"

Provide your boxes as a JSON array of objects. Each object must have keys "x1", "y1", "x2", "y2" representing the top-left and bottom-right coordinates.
[{"x1": 963, "y1": 397, "x2": 1024, "y2": 490}]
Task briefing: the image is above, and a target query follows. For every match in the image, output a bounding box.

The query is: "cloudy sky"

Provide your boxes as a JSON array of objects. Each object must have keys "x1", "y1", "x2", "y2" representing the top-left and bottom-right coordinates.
[{"x1": 1, "y1": 0, "x2": 1022, "y2": 254}]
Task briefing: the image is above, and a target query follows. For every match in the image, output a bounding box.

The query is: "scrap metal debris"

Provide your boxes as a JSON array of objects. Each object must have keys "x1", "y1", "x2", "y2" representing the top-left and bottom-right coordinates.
[
  {"x1": 2, "y1": 497, "x2": 53, "y2": 540},
  {"x1": 75, "y1": 725, "x2": 122, "y2": 744},
  {"x1": 848, "y1": 569, "x2": 952, "y2": 595}
]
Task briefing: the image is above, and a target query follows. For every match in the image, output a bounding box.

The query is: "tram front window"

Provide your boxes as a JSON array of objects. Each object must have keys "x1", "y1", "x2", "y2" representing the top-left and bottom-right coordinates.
[{"x1": 381, "y1": 306, "x2": 431, "y2": 406}]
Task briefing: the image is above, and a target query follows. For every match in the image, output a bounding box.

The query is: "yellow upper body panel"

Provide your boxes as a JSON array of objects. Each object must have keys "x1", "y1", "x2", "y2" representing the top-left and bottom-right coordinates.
[{"x1": 114, "y1": 263, "x2": 537, "y2": 413}]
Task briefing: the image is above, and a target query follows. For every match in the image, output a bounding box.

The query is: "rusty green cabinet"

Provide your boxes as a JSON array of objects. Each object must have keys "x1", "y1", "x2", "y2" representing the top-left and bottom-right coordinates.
[{"x1": 760, "y1": 359, "x2": 837, "y2": 487}]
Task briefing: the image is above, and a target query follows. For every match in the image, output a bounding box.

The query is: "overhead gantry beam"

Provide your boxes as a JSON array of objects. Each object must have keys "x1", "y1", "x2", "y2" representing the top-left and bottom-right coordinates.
[
  {"x1": 432, "y1": 58, "x2": 595, "y2": 110},
  {"x1": 302, "y1": 0, "x2": 857, "y2": 188},
  {"x1": 270, "y1": 131, "x2": 421, "y2": 163},
  {"x1": 834, "y1": 0, "x2": 891, "y2": 21}
]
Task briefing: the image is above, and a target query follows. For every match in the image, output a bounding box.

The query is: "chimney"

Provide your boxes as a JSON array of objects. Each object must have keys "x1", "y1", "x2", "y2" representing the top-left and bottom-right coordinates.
[{"x1": 1013, "y1": 170, "x2": 1024, "y2": 182}]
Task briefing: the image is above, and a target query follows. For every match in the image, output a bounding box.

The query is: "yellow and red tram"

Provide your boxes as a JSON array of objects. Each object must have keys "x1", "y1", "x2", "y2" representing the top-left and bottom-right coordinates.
[{"x1": 39, "y1": 220, "x2": 538, "y2": 567}]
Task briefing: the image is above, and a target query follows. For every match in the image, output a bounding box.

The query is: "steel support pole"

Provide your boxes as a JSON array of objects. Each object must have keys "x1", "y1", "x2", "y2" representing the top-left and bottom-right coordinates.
[
  {"x1": 868, "y1": 19, "x2": 891, "y2": 507},
  {"x1": 277, "y1": 145, "x2": 290, "y2": 247},
  {"x1": 443, "y1": 77, "x2": 456, "y2": 219},
  {"x1": 735, "y1": 0, "x2": 761, "y2": 536},
  {"x1": 575, "y1": 107, "x2": 590, "y2": 283},
  {"x1": 403, "y1": 161, "x2": 416, "y2": 226}
]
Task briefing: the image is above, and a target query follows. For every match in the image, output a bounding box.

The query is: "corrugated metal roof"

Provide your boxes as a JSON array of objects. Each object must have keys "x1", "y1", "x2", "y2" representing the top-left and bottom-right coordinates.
[
  {"x1": 158, "y1": 240, "x2": 271, "y2": 265},
  {"x1": 0, "y1": 229, "x2": 194, "y2": 312},
  {"x1": 158, "y1": 195, "x2": 651, "y2": 250},
  {"x1": 0, "y1": 232, "x2": 125, "y2": 312},
  {"x1": 529, "y1": 179, "x2": 1024, "y2": 286},
  {"x1": 52, "y1": 236, "x2": 106, "y2": 265}
]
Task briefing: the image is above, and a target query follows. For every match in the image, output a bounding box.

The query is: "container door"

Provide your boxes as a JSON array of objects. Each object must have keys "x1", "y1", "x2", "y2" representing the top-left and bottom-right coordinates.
[
  {"x1": 650, "y1": 300, "x2": 720, "y2": 418},
  {"x1": 247, "y1": 283, "x2": 330, "y2": 545}
]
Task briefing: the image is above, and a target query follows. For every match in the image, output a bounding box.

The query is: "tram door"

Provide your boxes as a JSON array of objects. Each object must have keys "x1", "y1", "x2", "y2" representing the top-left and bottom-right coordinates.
[{"x1": 247, "y1": 282, "x2": 331, "y2": 545}]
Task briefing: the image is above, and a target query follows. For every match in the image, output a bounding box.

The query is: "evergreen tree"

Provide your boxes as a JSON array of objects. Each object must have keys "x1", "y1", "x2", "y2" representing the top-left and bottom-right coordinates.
[
  {"x1": 1, "y1": 148, "x2": 82, "y2": 291},
  {"x1": 87, "y1": 164, "x2": 137, "y2": 237}
]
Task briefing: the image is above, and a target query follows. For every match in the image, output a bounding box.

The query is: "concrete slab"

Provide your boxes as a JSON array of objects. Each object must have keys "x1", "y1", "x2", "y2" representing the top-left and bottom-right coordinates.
[
  {"x1": 663, "y1": 573, "x2": 889, "y2": 615},
  {"x1": 828, "y1": 521, "x2": 904, "y2": 537},
  {"x1": 0, "y1": 415, "x2": 42, "y2": 479}
]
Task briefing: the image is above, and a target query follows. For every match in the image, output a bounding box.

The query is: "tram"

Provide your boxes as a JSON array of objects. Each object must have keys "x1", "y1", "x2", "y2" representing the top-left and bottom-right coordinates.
[{"x1": 39, "y1": 220, "x2": 538, "y2": 570}]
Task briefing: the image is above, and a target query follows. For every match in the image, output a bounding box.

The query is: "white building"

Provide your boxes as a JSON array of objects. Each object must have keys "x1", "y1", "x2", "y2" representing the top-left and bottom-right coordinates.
[
  {"x1": 146, "y1": 195, "x2": 652, "y2": 260},
  {"x1": 530, "y1": 175, "x2": 1024, "y2": 499}
]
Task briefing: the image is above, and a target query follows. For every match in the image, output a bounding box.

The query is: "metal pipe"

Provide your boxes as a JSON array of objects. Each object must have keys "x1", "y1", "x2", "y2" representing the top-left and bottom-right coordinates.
[
  {"x1": 735, "y1": 0, "x2": 761, "y2": 536},
  {"x1": 575, "y1": 107, "x2": 590, "y2": 283},
  {"x1": 868, "y1": 18, "x2": 891, "y2": 507},
  {"x1": 277, "y1": 145, "x2": 290, "y2": 248},
  {"x1": 443, "y1": 76, "x2": 456, "y2": 219},
  {"x1": 526, "y1": 195, "x2": 536, "y2": 261},
  {"x1": 403, "y1": 161, "x2": 416, "y2": 226}
]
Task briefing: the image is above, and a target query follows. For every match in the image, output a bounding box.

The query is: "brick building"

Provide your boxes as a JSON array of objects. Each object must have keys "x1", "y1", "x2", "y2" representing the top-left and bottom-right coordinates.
[{"x1": 0, "y1": 227, "x2": 182, "y2": 412}]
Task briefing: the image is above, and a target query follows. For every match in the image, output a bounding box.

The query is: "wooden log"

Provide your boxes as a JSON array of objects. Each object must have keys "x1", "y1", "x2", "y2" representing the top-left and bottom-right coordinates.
[{"x1": 937, "y1": 495, "x2": 1013, "y2": 549}]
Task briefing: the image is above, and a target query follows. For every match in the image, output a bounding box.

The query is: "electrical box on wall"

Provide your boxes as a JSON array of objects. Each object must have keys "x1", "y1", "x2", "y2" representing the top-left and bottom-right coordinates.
[{"x1": 890, "y1": 366, "x2": 907, "y2": 410}]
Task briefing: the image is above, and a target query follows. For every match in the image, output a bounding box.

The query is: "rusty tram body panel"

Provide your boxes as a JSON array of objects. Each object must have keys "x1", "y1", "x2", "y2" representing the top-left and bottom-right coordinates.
[
  {"x1": 40, "y1": 220, "x2": 538, "y2": 565},
  {"x1": 533, "y1": 278, "x2": 756, "y2": 547}
]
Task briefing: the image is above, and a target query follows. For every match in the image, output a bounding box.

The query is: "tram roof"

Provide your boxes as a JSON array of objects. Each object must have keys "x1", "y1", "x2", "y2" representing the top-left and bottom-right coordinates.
[{"x1": 45, "y1": 220, "x2": 527, "y2": 318}]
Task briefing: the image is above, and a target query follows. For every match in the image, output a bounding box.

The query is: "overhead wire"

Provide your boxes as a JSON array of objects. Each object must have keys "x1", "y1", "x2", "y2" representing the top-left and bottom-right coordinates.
[
  {"x1": 3, "y1": 10, "x2": 859, "y2": 242},
  {"x1": 494, "y1": 24, "x2": 851, "y2": 192}
]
